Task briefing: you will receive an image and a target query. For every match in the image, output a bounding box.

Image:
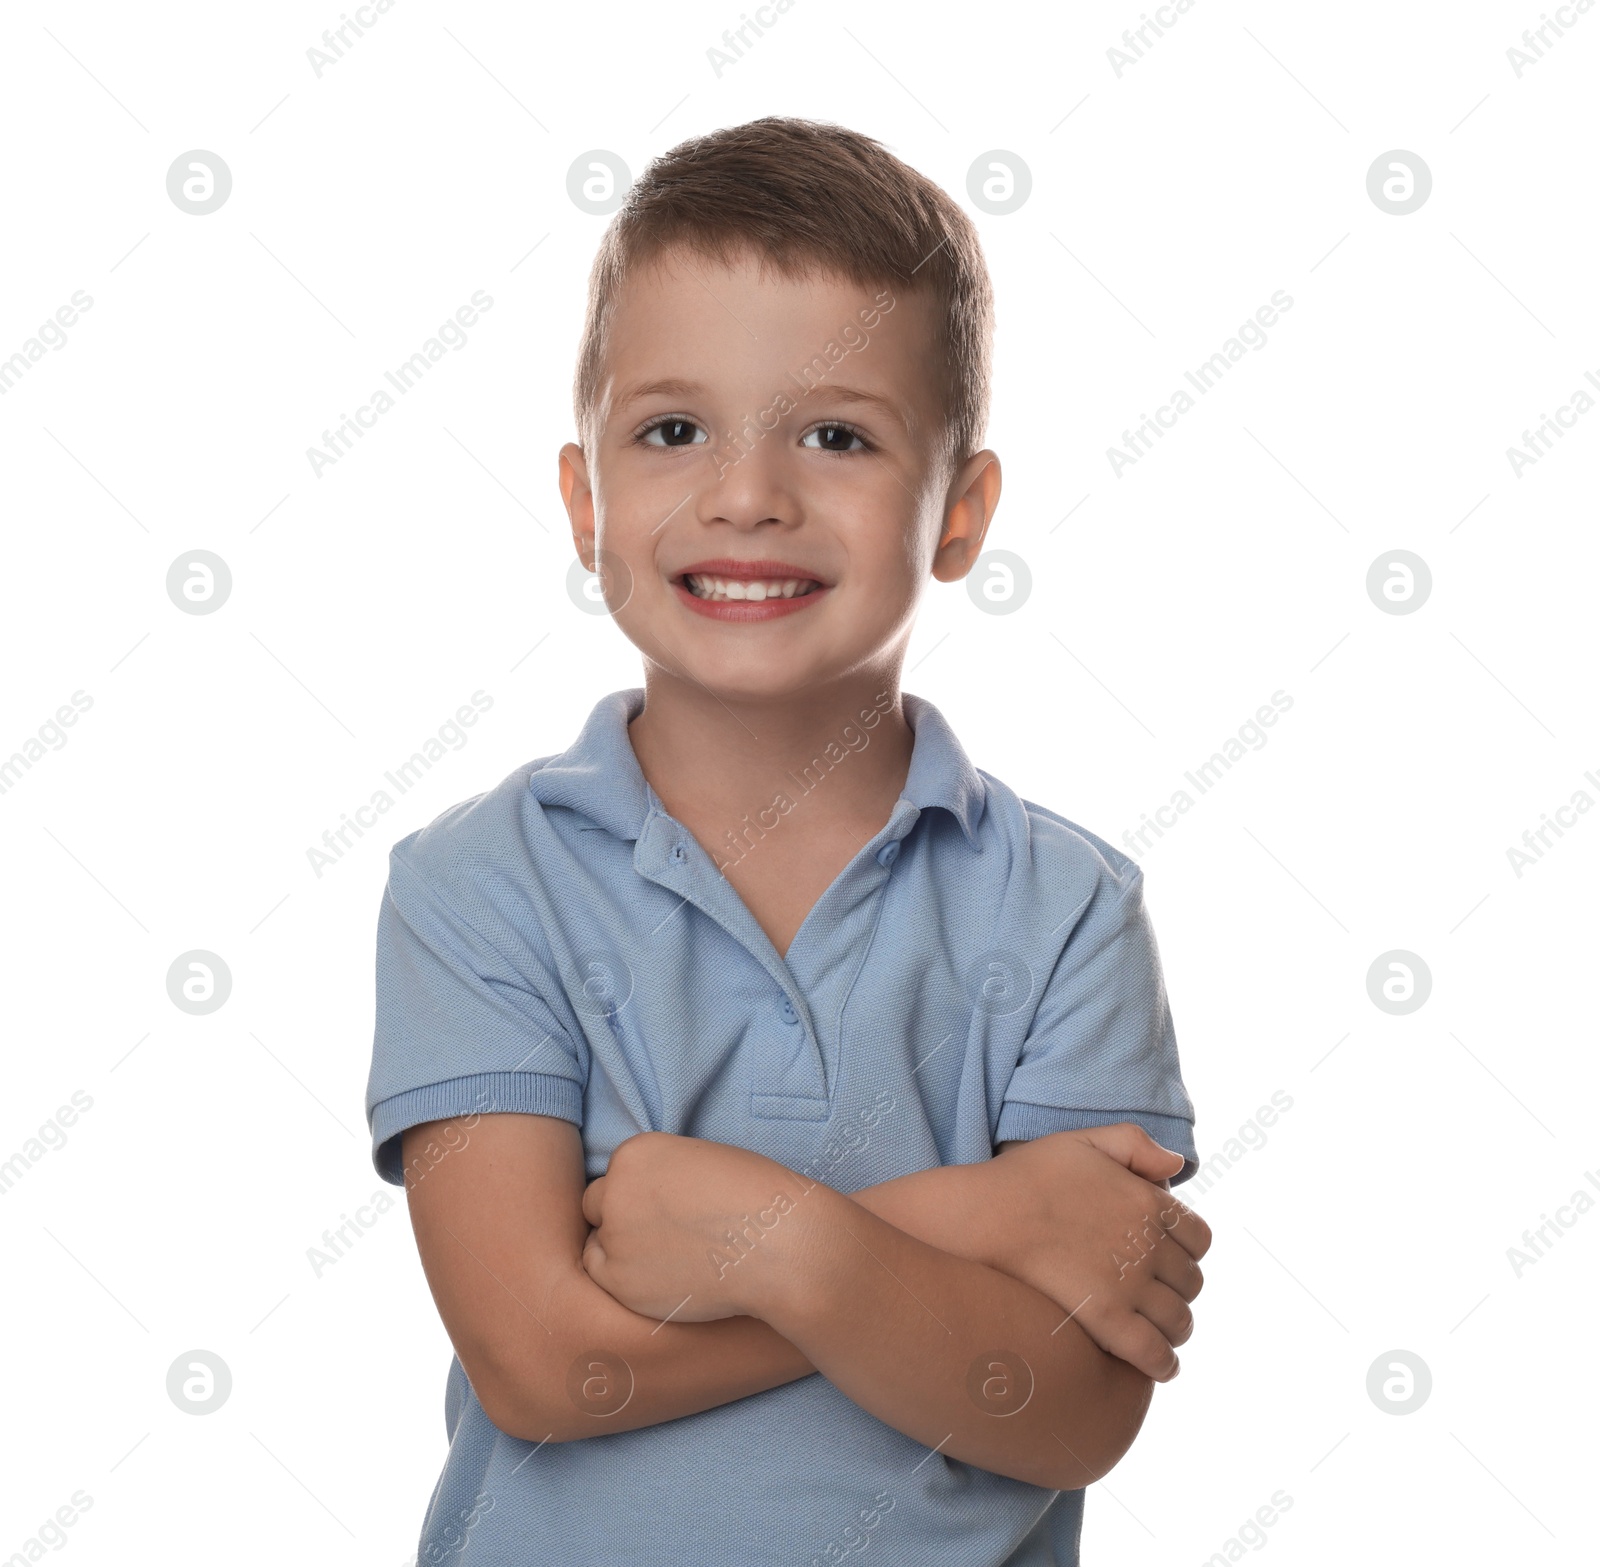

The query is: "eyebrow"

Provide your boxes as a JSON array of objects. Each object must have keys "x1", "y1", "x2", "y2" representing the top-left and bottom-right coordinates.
[{"x1": 618, "y1": 376, "x2": 908, "y2": 425}]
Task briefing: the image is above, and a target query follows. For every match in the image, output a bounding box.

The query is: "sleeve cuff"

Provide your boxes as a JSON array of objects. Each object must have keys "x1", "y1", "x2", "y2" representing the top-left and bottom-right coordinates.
[
  {"x1": 993, "y1": 1102, "x2": 1198, "y2": 1186},
  {"x1": 370, "y1": 1070, "x2": 584, "y2": 1186}
]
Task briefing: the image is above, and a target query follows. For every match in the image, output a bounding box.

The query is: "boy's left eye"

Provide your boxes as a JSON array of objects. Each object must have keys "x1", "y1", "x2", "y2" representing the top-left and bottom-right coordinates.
[{"x1": 801, "y1": 423, "x2": 869, "y2": 453}]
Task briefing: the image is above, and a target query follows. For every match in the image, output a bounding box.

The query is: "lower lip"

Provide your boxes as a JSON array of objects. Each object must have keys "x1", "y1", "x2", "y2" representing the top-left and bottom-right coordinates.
[{"x1": 671, "y1": 579, "x2": 830, "y2": 621}]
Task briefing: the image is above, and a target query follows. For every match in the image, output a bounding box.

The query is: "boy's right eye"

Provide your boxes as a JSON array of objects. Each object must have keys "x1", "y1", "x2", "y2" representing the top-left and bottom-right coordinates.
[{"x1": 637, "y1": 416, "x2": 707, "y2": 447}]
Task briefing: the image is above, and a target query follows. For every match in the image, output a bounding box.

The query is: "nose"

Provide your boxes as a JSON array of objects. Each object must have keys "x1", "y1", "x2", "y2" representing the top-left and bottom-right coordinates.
[{"x1": 696, "y1": 426, "x2": 799, "y2": 531}]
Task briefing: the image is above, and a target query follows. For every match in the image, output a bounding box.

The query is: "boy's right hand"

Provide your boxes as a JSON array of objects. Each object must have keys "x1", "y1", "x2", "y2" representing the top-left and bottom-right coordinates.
[{"x1": 977, "y1": 1125, "x2": 1211, "y2": 1382}]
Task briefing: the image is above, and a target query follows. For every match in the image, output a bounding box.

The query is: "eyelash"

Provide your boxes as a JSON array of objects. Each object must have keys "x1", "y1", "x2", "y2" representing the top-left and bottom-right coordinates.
[{"x1": 631, "y1": 414, "x2": 875, "y2": 455}]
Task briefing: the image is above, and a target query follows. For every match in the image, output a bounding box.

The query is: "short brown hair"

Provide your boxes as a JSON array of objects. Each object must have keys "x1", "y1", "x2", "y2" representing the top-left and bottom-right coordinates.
[{"x1": 572, "y1": 116, "x2": 994, "y2": 474}]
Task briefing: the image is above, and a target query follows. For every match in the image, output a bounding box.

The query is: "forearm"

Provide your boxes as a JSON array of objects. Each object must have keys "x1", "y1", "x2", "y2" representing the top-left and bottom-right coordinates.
[
  {"x1": 490, "y1": 1259, "x2": 817, "y2": 1443},
  {"x1": 746, "y1": 1180, "x2": 1152, "y2": 1490},
  {"x1": 846, "y1": 1160, "x2": 999, "y2": 1264},
  {"x1": 523, "y1": 1164, "x2": 1006, "y2": 1441}
]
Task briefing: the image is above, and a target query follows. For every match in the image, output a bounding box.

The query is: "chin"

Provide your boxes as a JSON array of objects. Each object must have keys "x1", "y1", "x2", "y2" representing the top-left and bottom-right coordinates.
[{"x1": 678, "y1": 656, "x2": 829, "y2": 704}]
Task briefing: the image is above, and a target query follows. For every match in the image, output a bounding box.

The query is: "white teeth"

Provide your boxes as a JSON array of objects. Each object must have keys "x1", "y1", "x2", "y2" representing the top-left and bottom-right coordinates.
[{"x1": 685, "y1": 574, "x2": 819, "y2": 602}]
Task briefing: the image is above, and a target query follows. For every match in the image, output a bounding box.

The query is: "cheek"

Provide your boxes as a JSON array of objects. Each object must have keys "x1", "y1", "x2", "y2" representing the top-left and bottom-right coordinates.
[
  {"x1": 884, "y1": 499, "x2": 945, "y2": 588},
  {"x1": 589, "y1": 494, "x2": 663, "y2": 582},
  {"x1": 846, "y1": 533, "x2": 927, "y2": 629}
]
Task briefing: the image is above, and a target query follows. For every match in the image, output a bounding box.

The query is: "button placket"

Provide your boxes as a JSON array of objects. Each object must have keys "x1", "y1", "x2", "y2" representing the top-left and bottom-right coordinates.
[{"x1": 635, "y1": 810, "x2": 830, "y2": 1112}]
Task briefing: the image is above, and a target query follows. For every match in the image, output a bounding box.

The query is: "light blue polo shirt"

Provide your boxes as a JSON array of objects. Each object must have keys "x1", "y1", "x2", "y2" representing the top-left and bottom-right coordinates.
[{"x1": 366, "y1": 686, "x2": 1197, "y2": 1567}]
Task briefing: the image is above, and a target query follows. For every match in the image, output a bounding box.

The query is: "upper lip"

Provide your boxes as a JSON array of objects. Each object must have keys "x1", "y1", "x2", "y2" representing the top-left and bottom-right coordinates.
[{"x1": 673, "y1": 558, "x2": 829, "y2": 585}]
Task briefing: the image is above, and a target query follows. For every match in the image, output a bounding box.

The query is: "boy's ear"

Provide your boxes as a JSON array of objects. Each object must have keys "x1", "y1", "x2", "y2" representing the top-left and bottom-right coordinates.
[
  {"x1": 559, "y1": 441, "x2": 597, "y2": 567},
  {"x1": 932, "y1": 449, "x2": 1002, "y2": 583}
]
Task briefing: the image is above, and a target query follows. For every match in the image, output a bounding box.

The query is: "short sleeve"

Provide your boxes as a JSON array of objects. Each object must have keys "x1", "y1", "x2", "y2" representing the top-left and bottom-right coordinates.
[
  {"x1": 995, "y1": 865, "x2": 1198, "y2": 1184},
  {"x1": 365, "y1": 842, "x2": 588, "y2": 1186}
]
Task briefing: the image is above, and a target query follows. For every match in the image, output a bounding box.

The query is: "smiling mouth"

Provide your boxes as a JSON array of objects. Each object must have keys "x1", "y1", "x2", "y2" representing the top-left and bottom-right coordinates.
[{"x1": 680, "y1": 573, "x2": 823, "y2": 603}]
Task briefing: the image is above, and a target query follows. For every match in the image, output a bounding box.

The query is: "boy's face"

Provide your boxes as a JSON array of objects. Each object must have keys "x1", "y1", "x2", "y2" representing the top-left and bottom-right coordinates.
[{"x1": 559, "y1": 246, "x2": 999, "y2": 703}]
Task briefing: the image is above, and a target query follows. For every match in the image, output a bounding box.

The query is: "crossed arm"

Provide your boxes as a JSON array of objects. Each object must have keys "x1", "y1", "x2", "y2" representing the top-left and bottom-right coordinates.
[{"x1": 401, "y1": 1110, "x2": 1208, "y2": 1491}]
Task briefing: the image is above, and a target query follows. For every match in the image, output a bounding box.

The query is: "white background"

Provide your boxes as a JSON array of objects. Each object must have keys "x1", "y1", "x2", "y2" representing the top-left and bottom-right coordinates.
[{"x1": 1, "y1": 1, "x2": 1595, "y2": 1562}]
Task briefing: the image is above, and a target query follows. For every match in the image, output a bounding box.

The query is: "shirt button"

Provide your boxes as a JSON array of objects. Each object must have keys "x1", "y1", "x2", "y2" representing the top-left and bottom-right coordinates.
[
  {"x1": 778, "y1": 995, "x2": 799, "y2": 1025},
  {"x1": 670, "y1": 841, "x2": 687, "y2": 864},
  {"x1": 875, "y1": 840, "x2": 900, "y2": 867}
]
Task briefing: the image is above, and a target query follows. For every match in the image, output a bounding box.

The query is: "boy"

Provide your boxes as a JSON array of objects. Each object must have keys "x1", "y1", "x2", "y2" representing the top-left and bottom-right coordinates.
[{"x1": 366, "y1": 116, "x2": 1207, "y2": 1567}]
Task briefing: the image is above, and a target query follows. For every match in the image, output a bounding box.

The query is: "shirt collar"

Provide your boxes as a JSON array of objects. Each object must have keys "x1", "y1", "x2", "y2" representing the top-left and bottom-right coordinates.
[
  {"x1": 527, "y1": 686, "x2": 986, "y2": 849},
  {"x1": 900, "y1": 690, "x2": 987, "y2": 849}
]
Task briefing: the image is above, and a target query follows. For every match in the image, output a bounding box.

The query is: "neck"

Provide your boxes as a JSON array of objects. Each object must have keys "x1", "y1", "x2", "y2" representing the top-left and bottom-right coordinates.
[{"x1": 626, "y1": 667, "x2": 914, "y2": 856}]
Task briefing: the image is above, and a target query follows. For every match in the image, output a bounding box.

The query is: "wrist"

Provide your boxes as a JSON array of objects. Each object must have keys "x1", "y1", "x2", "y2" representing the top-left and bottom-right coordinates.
[
  {"x1": 718, "y1": 1169, "x2": 847, "y2": 1325},
  {"x1": 839, "y1": 1160, "x2": 1006, "y2": 1269}
]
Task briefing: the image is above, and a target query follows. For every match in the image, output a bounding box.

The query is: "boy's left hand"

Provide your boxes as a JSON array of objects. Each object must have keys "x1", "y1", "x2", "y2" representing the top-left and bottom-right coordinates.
[{"x1": 580, "y1": 1132, "x2": 808, "y2": 1322}]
